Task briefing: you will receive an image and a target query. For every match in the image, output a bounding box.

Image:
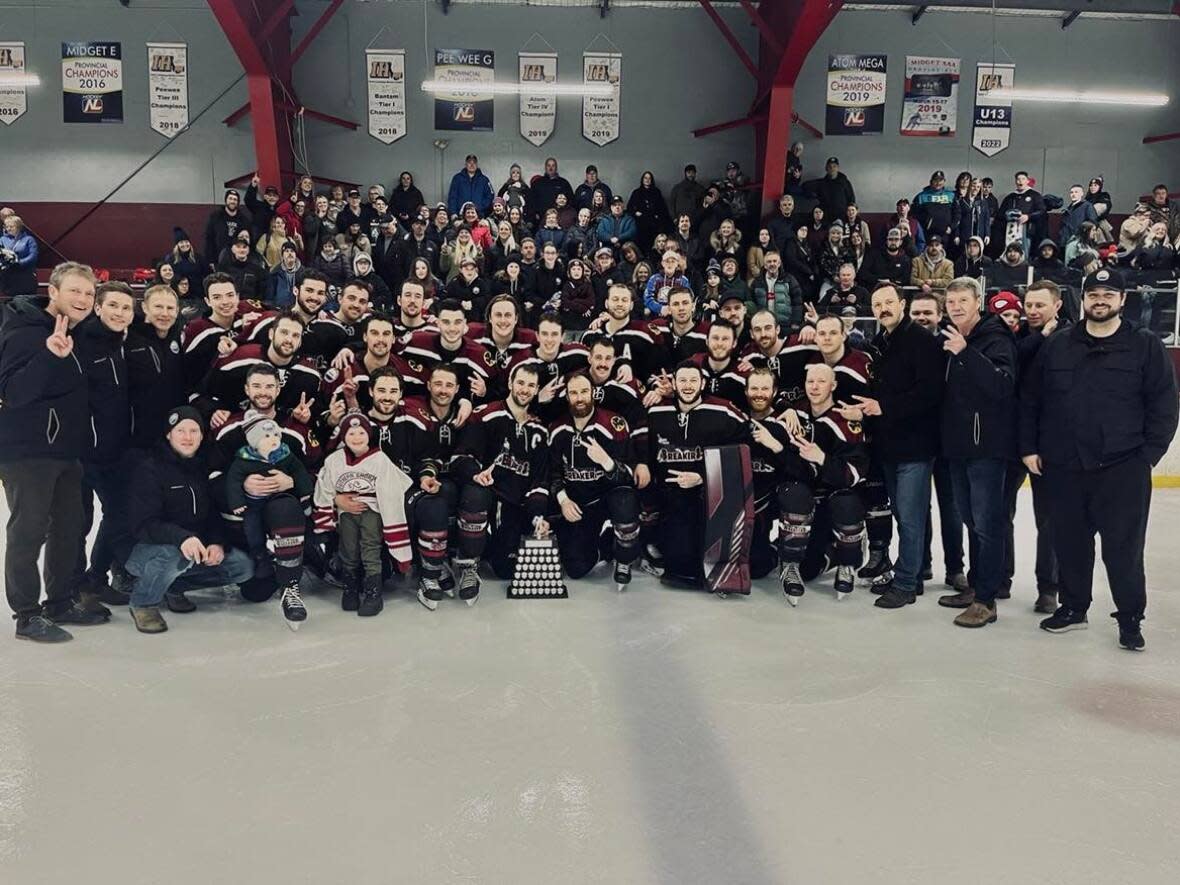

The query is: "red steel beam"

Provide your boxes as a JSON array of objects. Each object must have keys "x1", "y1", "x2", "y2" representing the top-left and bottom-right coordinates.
[
  {"x1": 697, "y1": 0, "x2": 759, "y2": 80},
  {"x1": 291, "y1": 0, "x2": 345, "y2": 64},
  {"x1": 761, "y1": 0, "x2": 843, "y2": 209},
  {"x1": 693, "y1": 114, "x2": 767, "y2": 138},
  {"x1": 257, "y1": 0, "x2": 296, "y2": 44},
  {"x1": 275, "y1": 99, "x2": 358, "y2": 130},
  {"x1": 1143, "y1": 132, "x2": 1180, "y2": 145},
  {"x1": 791, "y1": 112, "x2": 823, "y2": 140},
  {"x1": 225, "y1": 169, "x2": 361, "y2": 189},
  {"x1": 208, "y1": 0, "x2": 282, "y2": 189},
  {"x1": 738, "y1": 0, "x2": 783, "y2": 56}
]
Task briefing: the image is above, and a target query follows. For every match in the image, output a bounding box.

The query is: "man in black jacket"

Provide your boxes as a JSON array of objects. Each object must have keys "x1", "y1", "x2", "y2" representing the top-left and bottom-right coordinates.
[
  {"x1": 839, "y1": 284, "x2": 944, "y2": 610},
  {"x1": 1021, "y1": 268, "x2": 1178, "y2": 650},
  {"x1": 807, "y1": 157, "x2": 856, "y2": 222},
  {"x1": 0, "y1": 262, "x2": 110, "y2": 642},
  {"x1": 123, "y1": 406, "x2": 254, "y2": 633},
  {"x1": 73, "y1": 282, "x2": 137, "y2": 608},
  {"x1": 936, "y1": 277, "x2": 1018, "y2": 628},
  {"x1": 203, "y1": 189, "x2": 252, "y2": 271}
]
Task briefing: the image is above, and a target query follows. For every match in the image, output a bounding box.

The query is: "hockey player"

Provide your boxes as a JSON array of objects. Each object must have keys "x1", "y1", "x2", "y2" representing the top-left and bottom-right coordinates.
[
  {"x1": 649, "y1": 286, "x2": 708, "y2": 376},
  {"x1": 772, "y1": 363, "x2": 869, "y2": 604},
  {"x1": 740, "y1": 308, "x2": 817, "y2": 407},
  {"x1": 646, "y1": 361, "x2": 748, "y2": 586},
  {"x1": 510, "y1": 312, "x2": 590, "y2": 423},
  {"x1": 687, "y1": 320, "x2": 748, "y2": 410},
  {"x1": 745, "y1": 367, "x2": 797, "y2": 579},
  {"x1": 321, "y1": 315, "x2": 416, "y2": 425},
  {"x1": 301, "y1": 278, "x2": 372, "y2": 367},
  {"x1": 467, "y1": 294, "x2": 537, "y2": 400},
  {"x1": 401, "y1": 299, "x2": 489, "y2": 405},
  {"x1": 450, "y1": 362, "x2": 551, "y2": 602},
  {"x1": 241, "y1": 269, "x2": 330, "y2": 344},
  {"x1": 549, "y1": 372, "x2": 641, "y2": 588},
  {"x1": 590, "y1": 283, "x2": 662, "y2": 388},
  {"x1": 180, "y1": 272, "x2": 267, "y2": 388},
  {"x1": 198, "y1": 310, "x2": 322, "y2": 429}
]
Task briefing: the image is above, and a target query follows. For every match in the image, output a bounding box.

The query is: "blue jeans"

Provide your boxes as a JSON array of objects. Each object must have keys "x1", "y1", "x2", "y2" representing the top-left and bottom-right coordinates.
[
  {"x1": 947, "y1": 458, "x2": 1007, "y2": 604},
  {"x1": 881, "y1": 459, "x2": 934, "y2": 593},
  {"x1": 125, "y1": 543, "x2": 255, "y2": 608}
]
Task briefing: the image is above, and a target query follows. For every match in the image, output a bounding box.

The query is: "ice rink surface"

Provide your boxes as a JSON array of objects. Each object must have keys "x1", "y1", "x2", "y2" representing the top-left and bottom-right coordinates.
[{"x1": 2, "y1": 489, "x2": 1179, "y2": 885}]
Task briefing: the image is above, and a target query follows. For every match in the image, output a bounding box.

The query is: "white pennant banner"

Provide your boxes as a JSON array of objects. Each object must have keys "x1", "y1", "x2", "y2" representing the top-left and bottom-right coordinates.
[
  {"x1": 147, "y1": 42, "x2": 188, "y2": 137},
  {"x1": 582, "y1": 51, "x2": 621, "y2": 146},
  {"x1": 0, "y1": 42, "x2": 27, "y2": 125},
  {"x1": 518, "y1": 51, "x2": 557, "y2": 147},
  {"x1": 366, "y1": 48, "x2": 407, "y2": 144}
]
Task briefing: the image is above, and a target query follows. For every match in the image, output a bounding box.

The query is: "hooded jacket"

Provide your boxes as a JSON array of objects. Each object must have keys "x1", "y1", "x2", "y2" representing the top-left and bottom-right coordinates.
[
  {"x1": 216, "y1": 249, "x2": 268, "y2": 301},
  {"x1": 1031, "y1": 238, "x2": 1065, "y2": 275},
  {"x1": 0, "y1": 295, "x2": 90, "y2": 462},
  {"x1": 73, "y1": 314, "x2": 130, "y2": 463},
  {"x1": 940, "y1": 313, "x2": 1018, "y2": 460},
  {"x1": 203, "y1": 204, "x2": 253, "y2": 270},
  {"x1": 954, "y1": 237, "x2": 993, "y2": 278},
  {"x1": 913, "y1": 185, "x2": 956, "y2": 239},
  {"x1": 127, "y1": 441, "x2": 225, "y2": 547},
  {"x1": 267, "y1": 259, "x2": 302, "y2": 308},
  {"x1": 389, "y1": 178, "x2": 426, "y2": 226}
]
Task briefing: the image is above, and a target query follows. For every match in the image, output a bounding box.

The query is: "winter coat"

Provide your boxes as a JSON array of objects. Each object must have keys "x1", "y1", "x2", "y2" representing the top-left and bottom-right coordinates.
[
  {"x1": 1020, "y1": 318, "x2": 1179, "y2": 470},
  {"x1": 596, "y1": 213, "x2": 638, "y2": 252},
  {"x1": 127, "y1": 442, "x2": 225, "y2": 547},
  {"x1": 627, "y1": 181, "x2": 670, "y2": 249},
  {"x1": 867, "y1": 317, "x2": 945, "y2": 461},
  {"x1": 861, "y1": 247, "x2": 912, "y2": 288},
  {"x1": 226, "y1": 445, "x2": 314, "y2": 513},
  {"x1": 669, "y1": 177, "x2": 706, "y2": 221},
  {"x1": 1059, "y1": 200, "x2": 1098, "y2": 246},
  {"x1": 940, "y1": 313, "x2": 1018, "y2": 460},
  {"x1": 784, "y1": 238, "x2": 819, "y2": 296},
  {"x1": 910, "y1": 254, "x2": 955, "y2": 289},
  {"x1": 564, "y1": 224, "x2": 599, "y2": 260},
  {"x1": 0, "y1": 230, "x2": 38, "y2": 297},
  {"x1": 125, "y1": 320, "x2": 186, "y2": 449},
  {"x1": 746, "y1": 272, "x2": 803, "y2": 331},
  {"x1": 574, "y1": 181, "x2": 613, "y2": 210},
  {"x1": 535, "y1": 225, "x2": 567, "y2": 254},
  {"x1": 808, "y1": 173, "x2": 856, "y2": 220},
  {"x1": 954, "y1": 238, "x2": 993, "y2": 279},
  {"x1": 559, "y1": 279, "x2": 597, "y2": 330},
  {"x1": 389, "y1": 183, "x2": 426, "y2": 226},
  {"x1": 951, "y1": 197, "x2": 991, "y2": 248},
  {"x1": 73, "y1": 315, "x2": 130, "y2": 464},
  {"x1": 166, "y1": 248, "x2": 206, "y2": 295},
  {"x1": 256, "y1": 233, "x2": 295, "y2": 271},
  {"x1": 0, "y1": 295, "x2": 92, "y2": 462},
  {"x1": 216, "y1": 251, "x2": 269, "y2": 302},
  {"x1": 988, "y1": 258, "x2": 1030, "y2": 290},
  {"x1": 530, "y1": 174, "x2": 575, "y2": 221},
  {"x1": 447, "y1": 168, "x2": 495, "y2": 218},
  {"x1": 818, "y1": 243, "x2": 854, "y2": 284},
  {"x1": 912, "y1": 186, "x2": 955, "y2": 240},
  {"x1": 301, "y1": 213, "x2": 336, "y2": 262},
  {"x1": 311, "y1": 250, "x2": 349, "y2": 290}
]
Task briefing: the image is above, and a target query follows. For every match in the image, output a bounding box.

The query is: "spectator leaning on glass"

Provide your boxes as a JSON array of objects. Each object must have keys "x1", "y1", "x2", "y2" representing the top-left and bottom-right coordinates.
[{"x1": 1020, "y1": 267, "x2": 1178, "y2": 651}]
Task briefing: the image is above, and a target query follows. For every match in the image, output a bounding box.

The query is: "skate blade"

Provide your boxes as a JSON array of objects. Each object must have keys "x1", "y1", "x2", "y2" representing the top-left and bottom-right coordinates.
[
  {"x1": 285, "y1": 619, "x2": 302, "y2": 631},
  {"x1": 786, "y1": 595, "x2": 799, "y2": 607},
  {"x1": 836, "y1": 591, "x2": 851, "y2": 601},
  {"x1": 443, "y1": 588, "x2": 456, "y2": 599},
  {"x1": 616, "y1": 583, "x2": 627, "y2": 593},
  {"x1": 465, "y1": 596, "x2": 478, "y2": 607},
  {"x1": 417, "y1": 593, "x2": 439, "y2": 611}
]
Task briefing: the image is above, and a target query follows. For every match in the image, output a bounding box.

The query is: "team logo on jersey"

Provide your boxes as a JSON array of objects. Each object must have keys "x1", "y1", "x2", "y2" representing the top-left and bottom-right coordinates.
[
  {"x1": 847, "y1": 419, "x2": 862, "y2": 435},
  {"x1": 170, "y1": 340, "x2": 180, "y2": 354},
  {"x1": 610, "y1": 415, "x2": 627, "y2": 433},
  {"x1": 483, "y1": 351, "x2": 496, "y2": 367},
  {"x1": 408, "y1": 360, "x2": 423, "y2": 373}
]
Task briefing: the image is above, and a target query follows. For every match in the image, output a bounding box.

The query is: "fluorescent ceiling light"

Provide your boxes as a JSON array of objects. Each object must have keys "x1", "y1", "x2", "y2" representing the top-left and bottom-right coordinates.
[
  {"x1": 991, "y1": 88, "x2": 1169, "y2": 107},
  {"x1": 420, "y1": 79, "x2": 614, "y2": 97},
  {"x1": 0, "y1": 72, "x2": 40, "y2": 87}
]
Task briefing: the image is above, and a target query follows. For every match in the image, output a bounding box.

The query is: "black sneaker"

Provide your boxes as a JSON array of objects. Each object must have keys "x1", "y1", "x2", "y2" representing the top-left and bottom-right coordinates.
[
  {"x1": 87, "y1": 571, "x2": 131, "y2": 606},
  {"x1": 166, "y1": 591, "x2": 197, "y2": 613},
  {"x1": 45, "y1": 601, "x2": 108, "y2": 626},
  {"x1": 1111, "y1": 612, "x2": 1145, "y2": 651},
  {"x1": 857, "y1": 546, "x2": 891, "y2": 580},
  {"x1": 357, "y1": 576, "x2": 383, "y2": 617},
  {"x1": 1039, "y1": 606, "x2": 1088, "y2": 634},
  {"x1": 874, "y1": 587, "x2": 916, "y2": 608},
  {"x1": 15, "y1": 614, "x2": 73, "y2": 643}
]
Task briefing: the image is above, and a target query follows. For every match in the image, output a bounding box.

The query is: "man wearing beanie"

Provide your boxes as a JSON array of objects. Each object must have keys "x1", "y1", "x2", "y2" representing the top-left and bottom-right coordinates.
[
  {"x1": 203, "y1": 188, "x2": 252, "y2": 273},
  {"x1": 1022, "y1": 267, "x2": 1178, "y2": 650},
  {"x1": 123, "y1": 406, "x2": 254, "y2": 634}
]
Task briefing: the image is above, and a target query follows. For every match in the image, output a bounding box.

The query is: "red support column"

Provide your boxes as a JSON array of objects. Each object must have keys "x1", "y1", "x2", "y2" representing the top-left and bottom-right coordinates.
[{"x1": 757, "y1": 0, "x2": 843, "y2": 211}]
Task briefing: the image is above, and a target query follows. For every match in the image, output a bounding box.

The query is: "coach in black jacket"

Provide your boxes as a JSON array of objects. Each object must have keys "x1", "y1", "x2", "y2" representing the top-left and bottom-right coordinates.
[
  {"x1": 847, "y1": 283, "x2": 944, "y2": 609},
  {"x1": 0, "y1": 267, "x2": 109, "y2": 641},
  {"x1": 938, "y1": 278, "x2": 1018, "y2": 628},
  {"x1": 1021, "y1": 267, "x2": 1178, "y2": 648}
]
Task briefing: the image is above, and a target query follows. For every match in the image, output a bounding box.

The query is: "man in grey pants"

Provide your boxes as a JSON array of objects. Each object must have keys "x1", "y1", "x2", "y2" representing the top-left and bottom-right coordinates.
[{"x1": 0, "y1": 261, "x2": 110, "y2": 642}]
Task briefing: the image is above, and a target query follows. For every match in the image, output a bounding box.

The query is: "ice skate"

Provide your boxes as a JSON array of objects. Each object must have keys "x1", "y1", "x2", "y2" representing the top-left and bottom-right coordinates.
[
  {"x1": 857, "y1": 546, "x2": 891, "y2": 582},
  {"x1": 457, "y1": 564, "x2": 480, "y2": 606},
  {"x1": 613, "y1": 561, "x2": 632, "y2": 592},
  {"x1": 417, "y1": 575, "x2": 443, "y2": 611},
  {"x1": 640, "y1": 544, "x2": 665, "y2": 577},
  {"x1": 280, "y1": 582, "x2": 307, "y2": 631},
  {"x1": 439, "y1": 562, "x2": 457, "y2": 598},
  {"x1": 835, "y1": 565, "x2": 855, "y2": 601},
  {"x1": 780, "y1": 561, "x2": 804, "y2": 607}
]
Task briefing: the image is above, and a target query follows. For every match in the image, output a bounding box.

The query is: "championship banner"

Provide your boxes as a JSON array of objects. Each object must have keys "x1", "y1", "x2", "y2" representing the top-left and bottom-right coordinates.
[
  {"x1": 433, "y1": 47, "x2": 494, "y2": 131},
  {"x1": 825, "y1": 54, "x2": 887, "y2": 135},
  {"x1": 901, "y1": 56, "x2": 959, "y2": 137},
  {"x1": 147, "y1": 42, "x2": 188, "y2": 138},
  {"x1": 582, "y1": 51, "x2": 621, "y2": 146},
  {"x1": 62, "y1": 41, "x2": 123, "y2": 123},
  {"x1": 0, "y1": 42, "x2": 27, "y2": 125},
  {"x1": 518, "y1": 51, "x2": 557, "y2": 147},
  {"x1": 972, "y1": 62, "x2": 1015, "y2": 157},
  {"x1": 366, "y1": 48, "x2": 406, "y2": 144}
]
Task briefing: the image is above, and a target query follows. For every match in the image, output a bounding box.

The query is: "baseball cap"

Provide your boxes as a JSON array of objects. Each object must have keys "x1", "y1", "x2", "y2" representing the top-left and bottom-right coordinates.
[
  {"x1": 1083, "y1": 267, "x2": 1125, "y2": 293},
  {"x1": 347, "y1": 188, "x2": 360, "y2": 197},
  {"x1": 610, "y1": 195, "x2": 625, "y2": 205},
  {"x1": 718, "y1": 291, "x2": 746, "y2": 306},
  {"x1": 931, "y1": 169, "x2": 945, "y2": 179},
  {"x1": 826, "y1": 156, "x2": 839, "y2": 165},
  {"x1": 726, "y1": 161, "x2": 739, "y2": 171},
  {"x1": 988, "y1": 292, "x2": 1022, "y2": 315},
  {"x1": 411, "y1": 215, "x2": 426, "y2": 226},
  {"x1": 594, "y1": 246, "x2": 613, "y2": 259},
  {"x1": 459, "y1": 256, "x2": 477, "y2": 268},
  {"x1": 264, "y1": 185, "x2": 279, "y2": 196}
]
